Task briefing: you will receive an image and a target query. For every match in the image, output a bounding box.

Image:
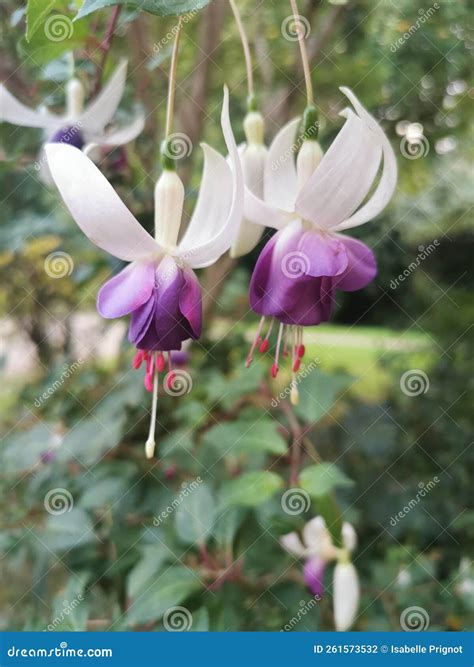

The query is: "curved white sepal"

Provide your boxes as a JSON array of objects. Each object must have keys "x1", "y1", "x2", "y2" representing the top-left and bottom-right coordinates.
[
  {"x1": 86, "y1": 111, "x2": 145, "y2": 147},
  {"x1": 295, "y1": 108, "x2": 382, "y2": 230},
  {"x1": 45, "y1": 143, "x2": 160, "y2": 262},
  {"x1": 264, "y1": 116, "x2": 301, "y2": 212},
  {"x1": 332, "y1": 86, "x2": 398, "y2": 231},
  {"x1": 178, "y1": 86, "x2": 244, "y2": 269},
  {"x1": 81, "y1": 59, "x2": 128, "y2": 133},
  {"x1": 0, "y1": 84, "x2": 59, "y2": 129},
  {"x1": 280, "y1": 532, "x2": 307, "y2": 558}
]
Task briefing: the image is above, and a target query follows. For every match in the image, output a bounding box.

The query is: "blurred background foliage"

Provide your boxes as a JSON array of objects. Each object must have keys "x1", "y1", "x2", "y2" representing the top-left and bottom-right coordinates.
[{"x1": 0, "y1": 0, "x2": 473, "y2": 632}]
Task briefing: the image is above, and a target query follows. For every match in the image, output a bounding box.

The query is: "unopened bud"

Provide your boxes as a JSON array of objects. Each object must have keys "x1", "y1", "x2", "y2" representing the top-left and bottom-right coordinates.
[{"x1": 154, "y1": 170, "x2": 185, "y2": 247}]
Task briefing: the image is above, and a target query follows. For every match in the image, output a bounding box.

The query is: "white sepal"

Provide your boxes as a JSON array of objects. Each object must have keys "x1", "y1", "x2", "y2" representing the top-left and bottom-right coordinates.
[
  {"x1": 333, "y1": 562, "x2": 360, "y2": 631},
  {"x1": 154, "y1": 170, "x2": 185, "y2": 247},
  {"x1": 0, "y1": 84, "x2": 59, "y2": 130}
]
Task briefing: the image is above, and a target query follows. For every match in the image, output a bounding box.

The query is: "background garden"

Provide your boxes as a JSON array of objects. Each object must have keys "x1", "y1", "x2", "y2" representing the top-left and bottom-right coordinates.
[{"x1": 0, "y1": 0, "x2": 472, "y2": 632}]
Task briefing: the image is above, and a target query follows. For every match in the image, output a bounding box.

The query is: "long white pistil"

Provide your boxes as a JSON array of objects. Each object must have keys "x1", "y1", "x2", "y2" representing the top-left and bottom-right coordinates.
[{"x1": 145, "y1": 359, "x2": 159, "y2": 459}]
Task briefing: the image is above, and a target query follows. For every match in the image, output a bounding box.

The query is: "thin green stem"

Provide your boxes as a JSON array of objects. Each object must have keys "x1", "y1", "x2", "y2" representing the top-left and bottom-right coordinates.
[
  {"x1": 229, "y1": 0, "x2": 254, "y2": 98},
  {"x1": 165, "y1": 15, "x2": 184, "y2": 138},
  {"x1": 290, "y1": 0, "x2": 314, "y2": 106}
]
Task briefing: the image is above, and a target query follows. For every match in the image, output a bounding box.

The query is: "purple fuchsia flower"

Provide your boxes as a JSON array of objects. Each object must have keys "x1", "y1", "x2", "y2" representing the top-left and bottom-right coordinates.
[
  {"x1": 280, "y1": 516, "x2": 360, "y2": 631},
  {"x1": 45, "y1": 87, "x2": 243, "y2": 459},
  {"x1": 0, "y1": 60, "x2": 144, "y2": 183},
  {"x1": 243, "y1": 88, "x2": 397, "y2": 395}
]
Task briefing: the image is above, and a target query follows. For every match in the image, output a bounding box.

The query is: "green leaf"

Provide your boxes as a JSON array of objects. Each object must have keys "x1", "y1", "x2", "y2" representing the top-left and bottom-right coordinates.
[
  {"x1": 213, "y1": 507, "x2": 245, "y2": 550},
  {"x1": 36, "y1": 509, "x2": 96, "y2": 553},
  {"x1": 299, "y1": 463, "x2": 354, "y2": 499},
  {"x1": 26, "y1": 0, "x2": 56, "y2": 42},
  {"x1": 294, "y1": 370, "x2": 353, "y2": 423},
  {"x1": 218, "y1": 472, "x2": 284, "y2": 510},
  {"x1": 79, "y1": 476, "x2": 130, "y2": 509},
  {"x1": 127, "y1": 544, "x2": 171, "y2": 600},
  {"x1": 21, "y1": 15, "x2": 88, "y2": 67},
  {"x1": 175, "y1": 483, "x2": 215, "y2": 545},
  {"x1": 202, "y1": 419, "x2": 287, "y2": 458},
  {"x1": 76, "y1": 0, "x2": 212, "y2": 20},
  {"x1": 126, "y1": 566, "x2": 202, "y2": 626}
]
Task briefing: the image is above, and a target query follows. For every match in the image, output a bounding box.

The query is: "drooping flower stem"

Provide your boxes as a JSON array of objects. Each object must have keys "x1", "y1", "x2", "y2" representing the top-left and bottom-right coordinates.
[
  {"x1": 165, "y1": 15, "x2": 184, "y2": 139},
  {"x1": 229, "y1": 0, "x2": 255, "y2": 104},
  {"x1": 289, "y1": 0, "x2": 314, "y2": 107}
]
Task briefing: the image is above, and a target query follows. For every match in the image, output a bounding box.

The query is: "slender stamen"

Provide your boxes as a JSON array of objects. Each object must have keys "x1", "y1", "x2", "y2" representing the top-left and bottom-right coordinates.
[
  {"x1": 271, "y1": 323, "x2": 285, "y2": 378},
  {"x1": 246, "y1": 315, "x2": 265, "y2": 367},
  {"x1": 259, "y1": 318, "x2": 274, "y2": 353},
  {"x1": 144, "y1": 352, "x2": 155, "y2": 392},
  {"x1": 292, "y1": 326, "x2": 301, "y2": 372},
  {"x1": 165, "y1": 15, "x2": 183, "y2": 138},
  {"x1": 289, "y1": 0, "x2": 314, "y2": 107},
  {"x1": 145, "y1": 355, "x2": 159, "y2": 459},
  {"x1": 283, "y1": 325, "x2": 289, "y2": 357},
  {"x1": 229, "y1": 0, "x2": 254, "y2": 98}
]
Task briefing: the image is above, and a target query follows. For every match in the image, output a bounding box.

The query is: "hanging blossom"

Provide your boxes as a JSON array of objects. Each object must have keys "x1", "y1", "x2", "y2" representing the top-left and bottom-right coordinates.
[
  {"x1": 45, "y1": 86, "x2": 243, "y2": 459},
  {"x1": 243, "y1": 88, "x2": 397, "y2": 401},
  {"x1": 0, "y1": 59, "x2": 144, "y2": 182},
  {"x1": 280, "y1": 516, "x2": 360, "y2": 631}
]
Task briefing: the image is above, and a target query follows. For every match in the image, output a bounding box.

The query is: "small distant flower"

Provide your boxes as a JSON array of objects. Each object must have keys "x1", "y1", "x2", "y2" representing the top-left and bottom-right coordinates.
[
  {"x1": 244, "y1": 88, "x2": 397, "y2": 403},
  {"x1": 280, "y1": 515, "x2": 360, "y2": 631},
  {"x1": 0, "y1": 60, "x2": 144, "y2": 182},
  {"x1": 45, "y1": 87, "x2": 242, "y2": 459}
]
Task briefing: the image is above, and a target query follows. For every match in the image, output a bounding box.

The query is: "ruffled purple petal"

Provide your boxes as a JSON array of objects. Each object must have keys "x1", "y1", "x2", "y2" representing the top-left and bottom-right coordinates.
[
  {"x1": 97, "y1": 261, "x2": 155, "y2": 318},
  {"x1": 297, "y1": 231, "x2": 348, "y2": 277},
  {"x1": 304, "y1": 557, "x2": 326, "y2": 598},
  {"x1": 334, "y1": 235, "x2": 377, "y2": 291}
]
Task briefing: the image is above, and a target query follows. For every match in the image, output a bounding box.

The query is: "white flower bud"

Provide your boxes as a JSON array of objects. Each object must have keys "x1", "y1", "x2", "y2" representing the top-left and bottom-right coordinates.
[
  {"x1": 297, "y1": 139, "x2": 323, "y2": 190},
  {"x1": 230, "y1": 143, "x2": 267, "y2": 258},
  {"x1": 243, "y1": 111, "x2": 264, "y2": 146},
  {"x1": 333, "y1": 561, "x2": 360, "y2": 631},
  {"x1": 154, "y1": 170, "x2": 185, "y2": 248},
  {"x1": 66, "y1": 78, "x2": 85, "y2": 120}
]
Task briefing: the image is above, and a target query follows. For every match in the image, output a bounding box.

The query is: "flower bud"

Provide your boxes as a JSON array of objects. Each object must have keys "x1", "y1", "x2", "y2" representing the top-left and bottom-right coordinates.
[
  {"x1": 341, "y1": 521, "x2": 357, "y2": 552},
  {"x1": 297, "y1": 139, "x2": 323, "y2": 190},
  {"x1": 66, "y1": 78, "x2": 85, "y2": 119},
  {"x1": 244, "y1": 111, "x2": 264, "y2": 146},
  {"x1": 154, "y1": 170, "x2": 185, "y2": 247},
  {"x1": 333, "y1": 561, "x2": 360, "y2": 631}
]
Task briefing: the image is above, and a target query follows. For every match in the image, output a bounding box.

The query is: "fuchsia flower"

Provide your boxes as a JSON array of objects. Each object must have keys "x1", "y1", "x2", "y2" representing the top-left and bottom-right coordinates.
[
  {"x1": 0, "y1": 60, "x2": 144, "y2": 182},
  {"x1": 45, "y1": 87, "x2": 243, "y2": 458},
  {"x1": 281, "y1": 516, "x2": 359, "y2": 631},
  {"x1": 243, "y1": 88, "x2": 397, "y2": 389}
]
